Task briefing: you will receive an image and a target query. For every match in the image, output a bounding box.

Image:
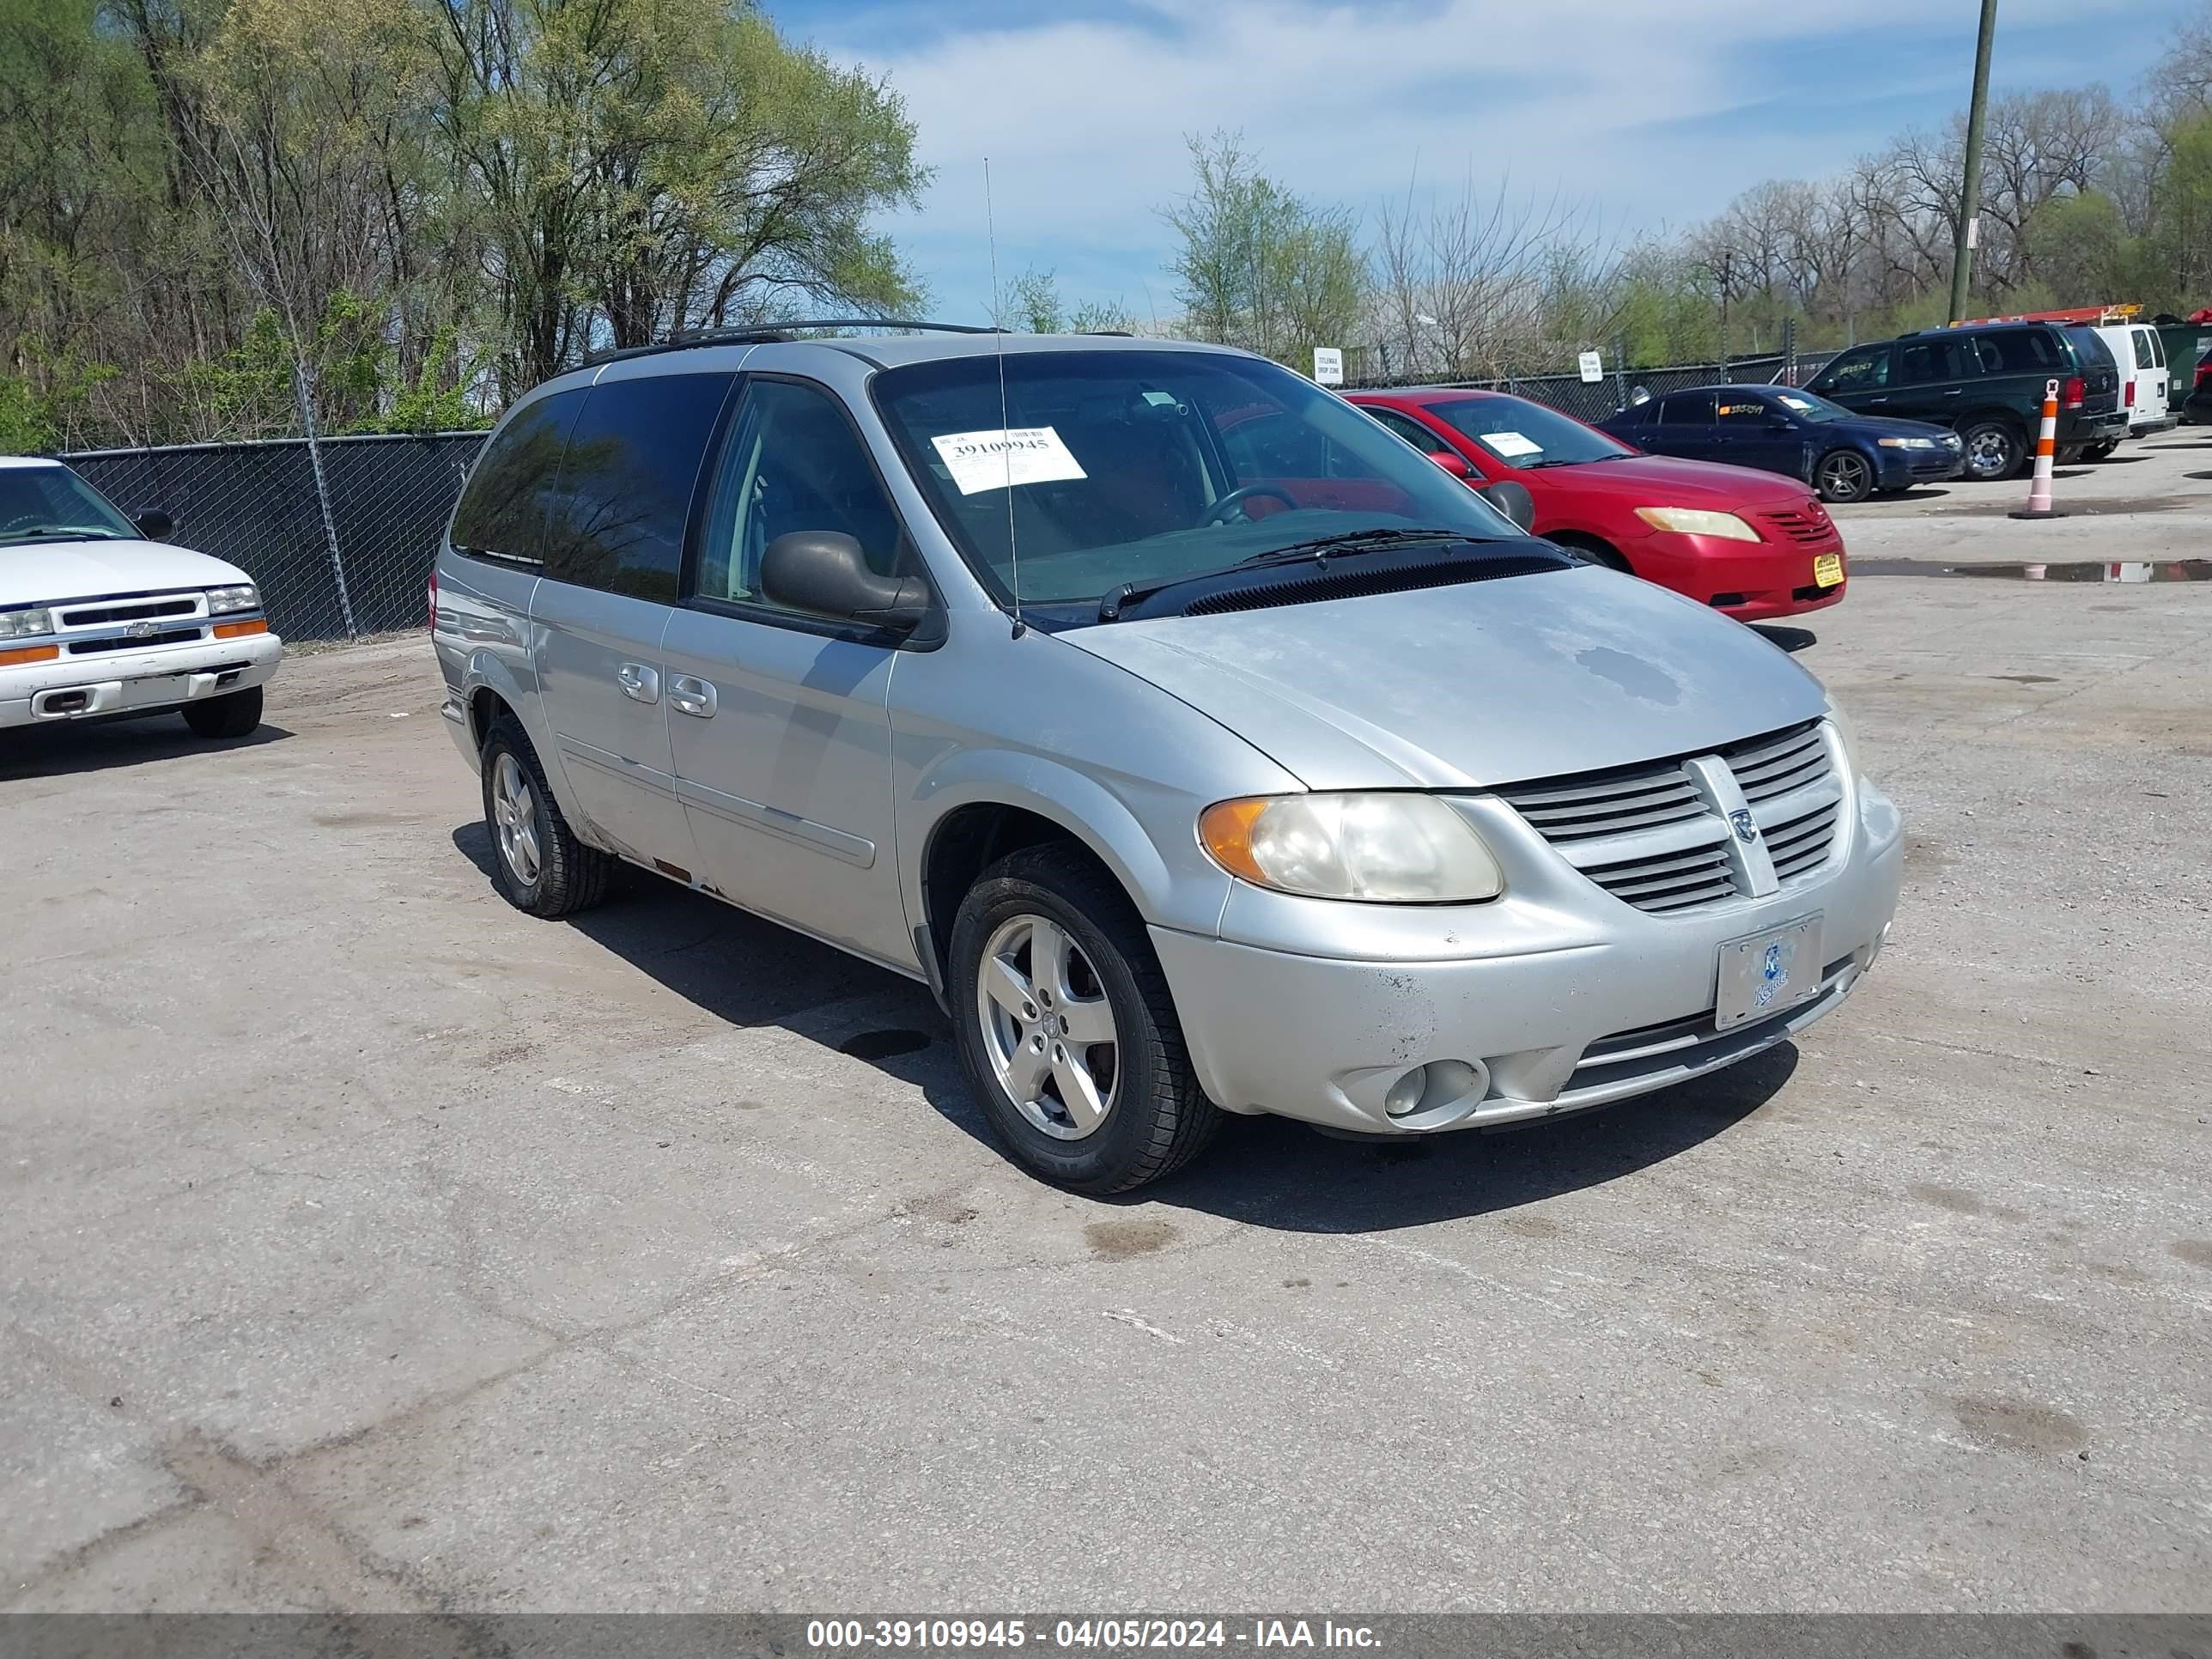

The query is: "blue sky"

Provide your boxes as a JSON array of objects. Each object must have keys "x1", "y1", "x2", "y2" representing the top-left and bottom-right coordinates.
[{"x1": 775, "y1": 0, "x2": 2204, "y2": 323}]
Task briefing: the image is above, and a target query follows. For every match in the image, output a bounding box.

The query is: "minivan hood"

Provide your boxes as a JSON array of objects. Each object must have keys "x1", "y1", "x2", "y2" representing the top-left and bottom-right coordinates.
[
  {"x1": 0, "y1": 538, "x2": 251, "y2": 607},
  {"x1": 1064, "y1": 564, "x2": 1828, "y2": 791}
]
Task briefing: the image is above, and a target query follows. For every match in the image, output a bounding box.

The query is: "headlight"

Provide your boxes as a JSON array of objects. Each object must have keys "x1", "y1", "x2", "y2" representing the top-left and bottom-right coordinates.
[
  {"x1": 205, "y1": 584, "x2": 259, "y2": 614},
  {"x1": 1200, "y1": 793, "x2": 1504, "y2": 902},
  {"x1": 1632, "y1": 507, "x2": 1760, "y2": 542},
  {"x1": 1826, "y1": 702, "x2": 1862, "y2": 777},
  {"x1": 0, "y1": 607, "x2": 54, "y2": 640},
  {"x1": 1877, "y1": 436, "x2": 1937, "y2": 450}
]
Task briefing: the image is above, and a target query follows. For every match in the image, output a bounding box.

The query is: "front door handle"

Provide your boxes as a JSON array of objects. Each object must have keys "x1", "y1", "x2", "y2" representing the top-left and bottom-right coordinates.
[
  {"x1": 669, "y1": 675, "x2": 717, "y2": 719},
  {"x1": 1942, "y1": 386, "x2": 1964, "y2": 396},
  {"x1": 617, "y1": 662, "x2": 660, "y2": 703}
]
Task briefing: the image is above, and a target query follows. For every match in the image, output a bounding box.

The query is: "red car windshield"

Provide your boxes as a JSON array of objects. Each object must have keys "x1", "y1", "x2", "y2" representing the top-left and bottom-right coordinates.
[{"x1": 1426, "y1": 397, "x2": 1634, "y2": 469}]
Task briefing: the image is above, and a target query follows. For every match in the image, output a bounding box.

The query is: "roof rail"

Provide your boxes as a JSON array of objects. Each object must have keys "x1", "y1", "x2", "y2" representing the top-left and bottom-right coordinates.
[{"x1": 583, "y1": 319, "x2": 1002, "y2": 368}]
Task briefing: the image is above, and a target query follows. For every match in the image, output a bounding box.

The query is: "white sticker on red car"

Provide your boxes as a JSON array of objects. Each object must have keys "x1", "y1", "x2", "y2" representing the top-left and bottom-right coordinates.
[{"x1": 1477, "y1": 431, "x2": 1540, "y2": 458}]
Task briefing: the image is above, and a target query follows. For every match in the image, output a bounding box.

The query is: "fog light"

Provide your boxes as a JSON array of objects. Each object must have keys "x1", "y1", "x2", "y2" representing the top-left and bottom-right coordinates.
[{"x1": 1384, "y1": 1066, "x2": 1430, "y2": 1119}]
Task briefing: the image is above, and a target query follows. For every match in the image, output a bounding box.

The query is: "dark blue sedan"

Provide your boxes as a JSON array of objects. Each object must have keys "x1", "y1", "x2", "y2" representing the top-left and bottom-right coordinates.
[{"x1": 1599, "y1": 385, "x2": 1966, "y2": 503}]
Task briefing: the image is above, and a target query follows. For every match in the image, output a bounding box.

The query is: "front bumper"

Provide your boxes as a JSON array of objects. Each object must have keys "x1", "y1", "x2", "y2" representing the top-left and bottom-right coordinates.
[
  {"x1": 1151, "y1": 772, "x2": 1905, "y2": 1136},
  {"x1": 1876, "y1": 447, "x2": 1966, "y2": 487},
  {"x1": 0, "y1": 632, "x2": 282, "y2": 729},
  {"x1": 1633, "y1": 529, "x2": 1848, "y2": 623}
]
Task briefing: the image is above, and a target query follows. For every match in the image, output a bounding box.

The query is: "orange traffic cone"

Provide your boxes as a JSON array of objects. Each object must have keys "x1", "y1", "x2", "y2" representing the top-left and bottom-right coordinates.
[{"x1": 2008, "y1": 378, "x2": 2069, "y2": 520}]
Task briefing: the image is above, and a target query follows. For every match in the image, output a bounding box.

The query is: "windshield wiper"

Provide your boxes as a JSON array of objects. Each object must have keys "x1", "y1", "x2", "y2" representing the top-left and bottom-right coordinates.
[
  {"x1": 0, "y1": 528, "x2": 127, "y2": 544},
  {"x1": 1096, "y1": 528, "x2": 1483, "y2": 622},
  {"x1": 1232, "y1": 526, "x2": 1473, "y2": 568}
]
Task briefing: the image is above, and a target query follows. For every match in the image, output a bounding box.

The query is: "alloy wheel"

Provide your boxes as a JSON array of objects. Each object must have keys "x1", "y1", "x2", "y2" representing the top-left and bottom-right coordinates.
[
  {"x1": 491, "y1": 751, "x2": 543, "y2": 886},
  {"x1": 975, "y1": 913, "x2": 1120, "y2": 1139},
  {"x1": 1818, "y1": 453, "x2": 1871, "y2": 501},
  {"x1": 1965, "y1": 427, "x2": 2015, "y2": 480}
]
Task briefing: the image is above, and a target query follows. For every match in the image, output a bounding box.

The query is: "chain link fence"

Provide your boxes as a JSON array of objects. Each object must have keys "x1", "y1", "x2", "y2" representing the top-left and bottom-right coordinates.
[{"x1": 61, "y1": 431, "x2": 486, "y2": 644}]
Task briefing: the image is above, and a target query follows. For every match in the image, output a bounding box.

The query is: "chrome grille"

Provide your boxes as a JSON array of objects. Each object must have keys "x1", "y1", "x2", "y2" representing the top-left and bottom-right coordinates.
[
  {"x1": 1493, "y1": 719, "x2": 1846, "y2": 916},
  {"x1": 1721, "y1": 720, "x2": 1830, "y2": 803},
  {"x1": 1489, "y1": 763, "x2": 1706, "y2": 842},
  {"x1": 58, "y1": 595, "x2": 198, "y2": 628}
]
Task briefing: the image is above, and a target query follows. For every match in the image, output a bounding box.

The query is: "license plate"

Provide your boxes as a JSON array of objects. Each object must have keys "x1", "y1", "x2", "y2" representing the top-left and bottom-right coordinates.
[
  {"x1": 1715, "y1": 914, "x2": 1824, "y2": 1031},
  {"x1": 1813, "y1": 553, "x2": 1844, "y2": 588}
]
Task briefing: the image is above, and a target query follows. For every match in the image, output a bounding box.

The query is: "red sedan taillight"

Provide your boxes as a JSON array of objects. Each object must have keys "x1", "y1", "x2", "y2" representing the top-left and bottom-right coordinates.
[{"x1": 2061, "y1": 376, "x2": 2086, "y2": 410}]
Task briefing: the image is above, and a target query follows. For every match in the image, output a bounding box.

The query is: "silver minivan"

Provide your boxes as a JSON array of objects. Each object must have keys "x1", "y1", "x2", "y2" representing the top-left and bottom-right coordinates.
[{"x1": 433, "y1": 326, "x2": 1903, "y2": 1192}]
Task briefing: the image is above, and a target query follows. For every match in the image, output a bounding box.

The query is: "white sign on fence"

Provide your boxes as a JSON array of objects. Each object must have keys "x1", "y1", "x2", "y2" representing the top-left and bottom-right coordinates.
[
  {"x1": 1578, "y1": 349, "x2": 1605, "y2": 384},
  {"x1": 1312, "y1": 346, "x2": 1345, "y2": 386}
]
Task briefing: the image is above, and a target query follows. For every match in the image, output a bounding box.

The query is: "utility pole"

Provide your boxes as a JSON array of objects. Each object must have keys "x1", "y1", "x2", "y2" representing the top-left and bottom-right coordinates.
[{"x1": 1948, "y1": 0, "x2": 2000, "y2": 324}]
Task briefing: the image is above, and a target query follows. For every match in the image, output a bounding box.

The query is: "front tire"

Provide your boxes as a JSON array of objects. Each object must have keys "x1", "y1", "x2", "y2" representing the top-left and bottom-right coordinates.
[
  {"x1": 480, "y1": 715, "x2": 613, "y2": 918},
  {"x1": 1814, "y1": 449, "x2": 1874, "y2": 503},
  {"x1": 181, "y1": 684, "x2": 262, "y2": 738},
  {"x1": 949, "y1": 844, "x2": 1220, "y2": 1194}
]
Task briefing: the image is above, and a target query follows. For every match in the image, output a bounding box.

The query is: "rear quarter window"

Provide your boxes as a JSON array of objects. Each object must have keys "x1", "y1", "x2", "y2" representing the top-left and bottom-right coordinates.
[
  {"x1": 1979, "y1": 328, "x2": 2064, "y2": 373},
  {"x1": 2134, "y1": 330, "x2": 2157, "y2": 371},
  {"x1": 450, "y1": 391, "x2": 588, "y2": 563}
]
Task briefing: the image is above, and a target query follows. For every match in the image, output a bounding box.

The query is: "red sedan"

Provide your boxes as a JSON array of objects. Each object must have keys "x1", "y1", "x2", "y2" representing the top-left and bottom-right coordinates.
[{"x1": 1347, "y1": 388, "x2": 1848, "y2": 622}]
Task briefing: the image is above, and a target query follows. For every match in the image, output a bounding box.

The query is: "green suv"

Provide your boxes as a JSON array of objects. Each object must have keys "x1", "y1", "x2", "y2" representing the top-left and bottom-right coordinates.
[{"x1": 1806, "y1": 322, "x2": 2126, "y2": 482}]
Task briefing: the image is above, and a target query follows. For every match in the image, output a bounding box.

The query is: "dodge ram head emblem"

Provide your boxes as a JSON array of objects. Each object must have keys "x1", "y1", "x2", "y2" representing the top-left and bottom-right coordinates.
[{"x1": 1729, "y1": 808, "x2": 1759, "y2": 844}]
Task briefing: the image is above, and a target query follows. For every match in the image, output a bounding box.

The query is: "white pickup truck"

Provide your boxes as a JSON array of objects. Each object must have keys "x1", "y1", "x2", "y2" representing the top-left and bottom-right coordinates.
[{"x1": 0, "y1": 457, "x2": 282, "y2": 737}]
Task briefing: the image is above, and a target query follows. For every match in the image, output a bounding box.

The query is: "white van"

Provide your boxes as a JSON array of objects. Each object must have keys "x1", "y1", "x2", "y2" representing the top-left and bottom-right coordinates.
[{"x1": 2084, "y1": 323, "x2": 2174, "y2": 453}]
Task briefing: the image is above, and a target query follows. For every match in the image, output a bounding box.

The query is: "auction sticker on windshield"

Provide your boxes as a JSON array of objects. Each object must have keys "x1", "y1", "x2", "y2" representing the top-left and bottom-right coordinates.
[
  {"x1": 931, "y1": 427, "x2": 1087, "y2": 495},
  {"x1": 1477, "y1": 431, "x2": 1541, "y2": 459}
]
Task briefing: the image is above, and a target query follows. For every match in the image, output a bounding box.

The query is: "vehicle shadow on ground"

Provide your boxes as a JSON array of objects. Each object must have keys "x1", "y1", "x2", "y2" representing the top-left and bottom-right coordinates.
[
  {"x1": 2081, "y1": 453, "x2": 2154, "y2": 465},
  {"x1": 1140, "y1": 1047, "x2": 1796, "y2": 1233},
  {"x1": 1752, "y1": 624, "x2": 1817, "y2": 653},
  {"x1": 453, "y1": 823, "x2": 1793, "y2": 1233},
  {"x1": 1875, "y1": 487, "x2": 1952, "y2": 503},
  {"x1": 0, "y1": 719, "x2": 292, "y2": 780}
]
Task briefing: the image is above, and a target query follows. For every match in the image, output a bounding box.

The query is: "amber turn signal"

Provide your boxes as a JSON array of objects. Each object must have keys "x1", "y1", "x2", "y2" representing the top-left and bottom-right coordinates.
[
  {"x1": 0, "y1": 644, "x2": 59, "y2": 666},
  {"x1": 212, "y1": 619, "x2": 269, "y2": 640},
  {"x1": 1197, "y1": 797, "x2": 1273, "y2": 885}
]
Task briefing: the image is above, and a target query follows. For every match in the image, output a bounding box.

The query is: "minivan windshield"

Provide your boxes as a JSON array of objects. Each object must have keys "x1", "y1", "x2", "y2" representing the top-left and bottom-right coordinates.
[
  {"x1": 0, "y1": 465, "x2": 137, "y2": 547},
  {"x1": 1427, "y1": 394, "x2": 1635, "y2": 466},
  {"x1": 871, "y1": 349, "x2": 1523, "y2": 611}
]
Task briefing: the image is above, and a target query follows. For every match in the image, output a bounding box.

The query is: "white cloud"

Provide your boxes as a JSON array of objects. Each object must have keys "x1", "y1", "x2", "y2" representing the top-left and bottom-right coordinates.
[{"x1": 819, "y1": 0, "x2": 2181, "y2": 313}]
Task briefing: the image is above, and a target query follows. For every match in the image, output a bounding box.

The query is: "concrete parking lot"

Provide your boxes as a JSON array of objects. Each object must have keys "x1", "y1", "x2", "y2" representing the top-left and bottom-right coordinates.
[{"x1": 3, "y1": 432, "x2": 2209, "y2": 1613}]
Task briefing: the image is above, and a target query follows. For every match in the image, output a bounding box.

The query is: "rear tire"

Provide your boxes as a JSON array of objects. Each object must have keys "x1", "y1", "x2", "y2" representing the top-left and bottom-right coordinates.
[
  {"x1": 1960, "y1": 419, "x2": 2027, "y2": 482},
  {"x1": 949, "y1": 843, "x2": 1221, "y2": 1194},
  {"x1": 181, "y1": 684, "x2": 262, "y2": 738},
  {"x1": 1814, "y1": 449, "x2": 1874, "y2": 503},
  {"x1": 480, "y1": 714, "x2": 613, "y2": 918}
]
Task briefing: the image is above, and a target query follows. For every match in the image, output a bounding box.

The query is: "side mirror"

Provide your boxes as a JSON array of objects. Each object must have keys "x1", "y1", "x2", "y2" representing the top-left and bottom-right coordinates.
[
  {"x1": 1767, "y1": 412, "x2": 1794, "y2": 431},
  {"x1": 1428, "y1": 449, "x2": 1473, "y2": 479},
  {"x1": 1474, "y1": 480, "x2": 1535, "y2": 532},
  {"x1": 759, "y1": 531, "x2": 930, "y2": 631},
  {"x1": 134, "y1": 509, "x2": 174, "y2": 540}
]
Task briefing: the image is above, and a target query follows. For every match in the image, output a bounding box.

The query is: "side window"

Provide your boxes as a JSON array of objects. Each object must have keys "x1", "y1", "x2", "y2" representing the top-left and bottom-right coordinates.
[
  {"x1": 2134, "y1": 330, "x2": 2157, "y2": 371},
  {"x1": 1815, "y1": 346, "x2": 1891, "y2": 392},
  {"x1": 694, "y1": 378, "x2": 909, "y2": 612},
  {"x1": 1658, "y1": 391, "x2": 1717, "y2": 425},
  {"x1": 1717, "y1": 397, "x2": 1770, "y2": 424},
  {"x1": 1983, "y1": 328, "x2": 2060, "y2": 373},
  {"x1": 1364, "y1": 406, "x2": 1450, "y2": 453},
  {"x1": 449, "y1": 390, "x2": 587, "y2": 562},
  {"x1": 2148, "y1": 330, "x2": 2166, "y2": 368},
  {"x1": 538, "y1": 372, "x2": 734, "y2": 602},
  {"x1": 1896, "y1": 339, "x2": 1964, "y2": 385}
]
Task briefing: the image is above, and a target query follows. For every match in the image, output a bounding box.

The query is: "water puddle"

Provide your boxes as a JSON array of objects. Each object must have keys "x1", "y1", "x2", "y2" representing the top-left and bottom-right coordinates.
[{"x1": 1853, "y1": 558, "x2": 2212, "y2": 583}]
